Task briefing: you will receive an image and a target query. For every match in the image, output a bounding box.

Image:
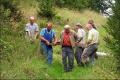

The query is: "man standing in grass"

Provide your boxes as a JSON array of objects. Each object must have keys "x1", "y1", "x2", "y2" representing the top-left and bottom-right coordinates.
[
  {"x1": 82, "y1": 23, "x2": 99, "y2": 65},
  {"x1": 25, "y1": 16, "x2": 39, "y2": 43},
  {"x1": 75, "y1": 23, "x2": 86, "y2": 66},
  {"x1": 60, "y1": 25, "x2": 77, "y2": 72},
  {"x1": 40, "y1": 22, "x2": 57, "y2": 64},
  {"x1": 88, "y1": 19, "x2": 98, "y2": 59}
]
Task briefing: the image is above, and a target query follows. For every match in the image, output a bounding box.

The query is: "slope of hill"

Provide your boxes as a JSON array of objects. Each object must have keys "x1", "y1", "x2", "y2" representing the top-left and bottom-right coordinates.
[{"x1": 0, "y1": 0, "x2": 119, "y2": 79}]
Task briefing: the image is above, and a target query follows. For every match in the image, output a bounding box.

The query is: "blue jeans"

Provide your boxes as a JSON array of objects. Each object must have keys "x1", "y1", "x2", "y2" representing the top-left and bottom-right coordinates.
[{"x1": 40, "y1": 42, "x2": 53, "y2": 64}]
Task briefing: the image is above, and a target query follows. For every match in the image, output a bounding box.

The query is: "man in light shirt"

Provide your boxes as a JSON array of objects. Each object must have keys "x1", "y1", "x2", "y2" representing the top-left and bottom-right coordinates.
[
  {"x1": 75, "y1": 23, "x2": 86, "y2": 66},
  {"x1": 88, "y1": 19, "x2": 97, "y2": 29},
  {"x1": 82, "y1": 23, "x2": 99, "y2": 65},
  {"x1": 25, "y1": 16, "x2": 39, "y2": 43}
]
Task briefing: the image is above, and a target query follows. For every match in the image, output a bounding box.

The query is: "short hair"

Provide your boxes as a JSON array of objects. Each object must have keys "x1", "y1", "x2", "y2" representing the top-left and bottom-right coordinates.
[{"x1": 88, "y1": 19, "x2": 94, "y2": 24}]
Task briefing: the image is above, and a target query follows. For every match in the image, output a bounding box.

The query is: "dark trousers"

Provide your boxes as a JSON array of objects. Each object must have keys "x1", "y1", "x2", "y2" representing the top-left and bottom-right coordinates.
[
  {"x1": 75, "y1": 47, "x2": 84, "y2": 65},
  {"x1": 62, "y1": 47, "x2": 74, "y2": 71},
  {"x1": 82, "y1": 44, "x2": 98, "y2": 64}
]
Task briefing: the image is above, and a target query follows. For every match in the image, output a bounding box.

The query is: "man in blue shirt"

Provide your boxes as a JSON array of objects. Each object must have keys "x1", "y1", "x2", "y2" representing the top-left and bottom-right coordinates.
[{"x1": 40, "y1": 22, "x2": 57, "y2": 64}]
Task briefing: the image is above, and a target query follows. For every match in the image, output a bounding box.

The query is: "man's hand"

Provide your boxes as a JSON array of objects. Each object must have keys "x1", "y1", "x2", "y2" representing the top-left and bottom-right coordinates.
[
  {"x1": 75, "y1": 41, "x2": 79, "y2": 46},
  {"x1": 53, "y1": 41, "x2": 57, "y2": 46},
  {"x1": 53, "y1": 40, "x2": 61, "y2": 46},
  {"x1": 46, "y1": 40, "x2": 50, "y2": 46}
]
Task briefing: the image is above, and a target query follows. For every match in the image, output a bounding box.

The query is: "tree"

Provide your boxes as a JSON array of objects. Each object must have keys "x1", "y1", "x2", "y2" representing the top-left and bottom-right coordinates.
[
  {"x1": 38, "y1": 0, "x2": 55, "y2": 19},
  {"x1": 106, "y1": 0, "x2": 120, "y2": 71},
  {"x1": 88, "y1": 0, "x2": 113, "y2": 14},
  {"x1": 55, "y1": 0, "x2": 112, "y2": 13}
]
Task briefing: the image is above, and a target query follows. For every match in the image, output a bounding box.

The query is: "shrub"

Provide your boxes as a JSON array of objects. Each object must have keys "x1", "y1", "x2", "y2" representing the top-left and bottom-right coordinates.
[{"x1": 38, "y1": 0, "x2": 56, "y2": 19}]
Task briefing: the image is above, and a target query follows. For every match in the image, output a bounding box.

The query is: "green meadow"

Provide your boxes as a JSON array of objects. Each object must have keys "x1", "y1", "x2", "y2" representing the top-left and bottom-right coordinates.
[{"x1": 0, "y1": 0, "x2": 119, "y2": 79}]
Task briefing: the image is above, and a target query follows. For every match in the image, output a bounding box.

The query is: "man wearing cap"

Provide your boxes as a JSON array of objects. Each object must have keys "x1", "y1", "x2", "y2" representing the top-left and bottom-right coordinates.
[
  {"x1": 40, "y1": 22, "x2": 57, "y2": 64},
  {"x1": 60, "y1": 25, "x2": 77, "y2": 72},
  {"x1": 25, "y1": 16, "x2": 39, "y2": 43},
  {"x1": 82, "y1": 23, "x2": 99, "y2": 65},
  {"x1": 75, "y1": 23, "x2": 86, "y2": 66}
]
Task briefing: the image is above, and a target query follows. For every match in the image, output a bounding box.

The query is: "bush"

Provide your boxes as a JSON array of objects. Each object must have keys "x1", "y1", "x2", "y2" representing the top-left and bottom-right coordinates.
[
  {"x1": 54, "y1": 0, "x2": 65, "y2": 8},
  {"x1": 105, "y1": 0, "x2": 120, "y2": 72},
  {"x1": 38, "y1": 0, "x2": 56, "y2": 19},
  {"x1": 0, "y1": 0, "x2": 23, "y2": 60}
]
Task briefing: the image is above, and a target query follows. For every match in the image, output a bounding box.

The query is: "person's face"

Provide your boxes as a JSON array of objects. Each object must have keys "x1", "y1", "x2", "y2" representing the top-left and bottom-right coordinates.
[
  {"x1": 65, "y1": 28, "x2": 70, "y2": 33},
  {"x1": 88, "y1": 20, "x2": 94, "y2": 25},
  {"x1": 86, "y1": 24, "x2": 92, "y2": 31},
  {"x1": 76, "y1": 25, "x2": 80, "y2": 29},
  {"x1": 74, "y1": 25, "x2": 79, "y2": 31},
  {"x1": 30, "y1": 19, "x2": 34, "y2": 24},
  {"x1": 47, "y1": 23, "x2": 52, "y2": 31}
]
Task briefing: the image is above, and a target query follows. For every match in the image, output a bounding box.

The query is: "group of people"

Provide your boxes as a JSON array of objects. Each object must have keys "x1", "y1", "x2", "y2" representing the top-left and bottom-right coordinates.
[{"x1": 25, "y1": 16, "x2": 99, "y2": 72}]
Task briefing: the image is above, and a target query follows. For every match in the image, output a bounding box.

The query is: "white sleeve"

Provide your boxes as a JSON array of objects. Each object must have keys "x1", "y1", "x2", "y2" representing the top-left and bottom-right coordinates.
[{"x1": 77, "y1": 30, "x2": 82, "y2": 38}]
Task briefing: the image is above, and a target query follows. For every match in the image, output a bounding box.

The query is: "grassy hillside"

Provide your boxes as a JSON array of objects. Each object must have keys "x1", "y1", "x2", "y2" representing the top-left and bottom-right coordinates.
[{"x1": 0, "y1": 0, "x2": 119, "y2": 79}]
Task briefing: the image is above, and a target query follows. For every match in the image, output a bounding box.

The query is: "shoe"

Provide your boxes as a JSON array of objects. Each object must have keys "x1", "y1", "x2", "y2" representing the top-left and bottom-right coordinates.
[
  {"x1": 78, "y1": 63, "x2": 85, "y2": 67},
  {"x1": 64, "y1": 69, "x2": 69, "y2": 72},
  {"x1": 68, "y1": 69, "x2": 72, "y2": 72}
]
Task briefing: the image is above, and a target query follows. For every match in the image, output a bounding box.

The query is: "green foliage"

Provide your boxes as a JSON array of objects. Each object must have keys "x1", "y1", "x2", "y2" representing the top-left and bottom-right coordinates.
[
  {"x1": 55, "y1": 0, "x2": 89, "y2": 10},
  {"x1": 39, "y1": 19, "x2": 48, "y2": 29},
  {"x1": 0, "y1": 0, "x2": 22, "y2": 22},
  {"x1": 88, "y1": 0, "x2": 103, "y2": 12},
  {"x1": 55, "y1": 0, "x2": 111, "y2": 13},
  {"x1": 38, "y1": 0, "x2": 56, "y2": 19},
  {"x1": 54, "y1": 0, "x2": 65, "y2": 8},
  {"x1": 0, "y1": 0, "x2": 119, "y2": 79},
  {"x1": 88, "y1": 0, "x2": 111, "y2": 13},
  {"x1": 106, "y1": 0, "x2": 120, "y2": 72},
  {"x1": 0, "y1": 0, "x2": 23, "y2": 60}
]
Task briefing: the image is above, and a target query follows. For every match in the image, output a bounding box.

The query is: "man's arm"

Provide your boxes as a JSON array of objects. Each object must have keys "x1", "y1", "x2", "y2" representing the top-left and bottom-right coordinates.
[
  {"x1": 73, "y1": 30, "x2": 78, "y2": 42},
  {"x1": 76, "y1": 30, "x2": 84, "y2": 43},
  {"x1": 35, "y1": 31, "x2": 38, "y2": 39},
  {"x1": 86, "y1": 32, "x2": 92, "y2": 46},
  {"x1": 52, "y1": 30, "x2": 60, "y2": 46},
  {"x1": 40, "y1": 36, "x2": 50, "y2": 45},
  {"x1": 35, "y1": 24, "x2": 39, "y2": 39},
  {"x1": 25, "y1": 24, "x2": 29, "y2": 37},
  {"x1": 40, "y1": 29, "x2": 50, "y2": 45}
]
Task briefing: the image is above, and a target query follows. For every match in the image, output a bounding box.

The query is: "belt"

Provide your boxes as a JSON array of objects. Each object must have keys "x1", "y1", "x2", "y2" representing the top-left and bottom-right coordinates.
[{"x1": 62, "y1": 46, "x2": 72, "y2": 48}]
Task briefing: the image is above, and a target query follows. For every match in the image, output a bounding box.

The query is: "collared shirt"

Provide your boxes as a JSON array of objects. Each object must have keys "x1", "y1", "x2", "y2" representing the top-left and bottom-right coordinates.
[
  {"x1": 40, "y1": 28, "x2": 56, "y2": 43},
  {"x1": 25, "y1": 23, "x2": 39, "y2": 37},
  {"x1": 88, "y1": 28, "x2": 99, "y2": 45},
  {"x1": 63, "y1": 32, "x2": 71, "y2": 46},
  {"x1": 76, "y1": 28, "x2": 86, "y2": 47},
  {"x1": 61, "y1": 30, "x2": 77, "y2": 48}
]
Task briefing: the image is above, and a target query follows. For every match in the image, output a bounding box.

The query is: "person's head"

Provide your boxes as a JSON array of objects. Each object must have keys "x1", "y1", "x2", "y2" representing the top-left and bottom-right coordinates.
[
  {"x1": 86, "y1": 23, "x2": 93, "y2": 31},
  {"x1": 88, "y1": 19, "x2": 94, "y2": 24},
  {"x1": 88, "y1": 19, "x2": 95, "y2": 27},
  {"x1": 75, "y1": 23, "x2": 83, "y2": 30},
  {"x1": 64, "y1": 25, "x2": 71, "y2": 33},
  {"x1": 47, "y1": 22, "x2": 52, "y2": 31},
  {"x1": 29, "y1": 16, "x2": 35, "y2": 24}
]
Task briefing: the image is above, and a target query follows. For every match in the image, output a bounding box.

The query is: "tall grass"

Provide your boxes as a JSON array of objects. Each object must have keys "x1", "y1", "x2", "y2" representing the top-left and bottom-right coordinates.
[{"x1": 0, "y1": 0, "x2": 119, "y2": 79}]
